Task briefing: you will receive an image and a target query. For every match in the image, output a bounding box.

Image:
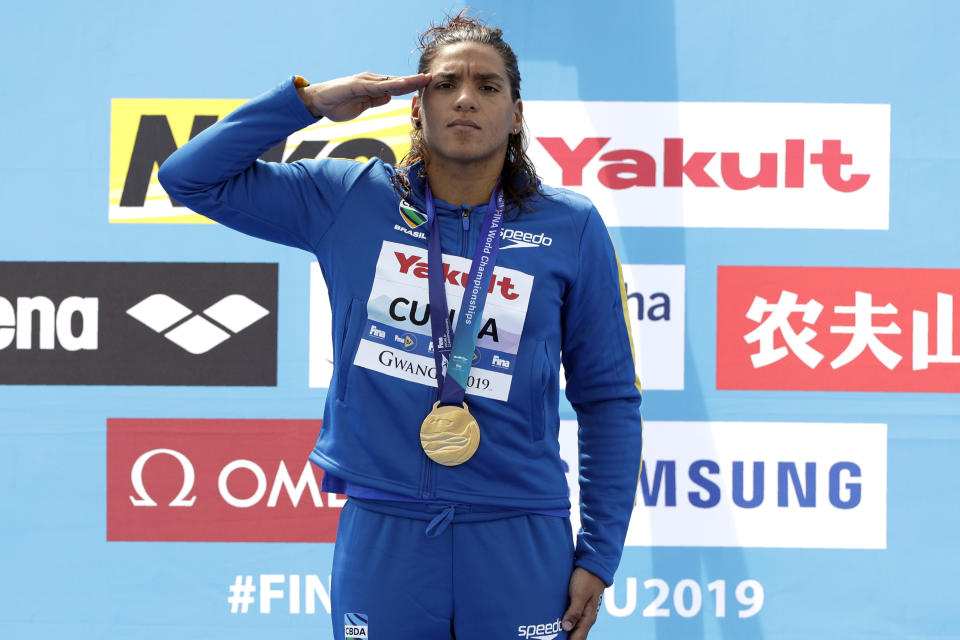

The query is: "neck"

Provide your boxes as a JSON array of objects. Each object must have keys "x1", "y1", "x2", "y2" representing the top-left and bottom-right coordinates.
[{"x1": 425, "y1": 154, "x2": 504, "y2": 206}]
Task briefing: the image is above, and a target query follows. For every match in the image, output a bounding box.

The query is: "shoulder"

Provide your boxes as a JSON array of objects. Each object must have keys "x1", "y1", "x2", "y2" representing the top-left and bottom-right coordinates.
[
  {"x1": 296, "y1": 156, "x2": 399, "y2": 192},
  {"x1": 526, "y1": 182, "x2": 602, "y2": 235}
]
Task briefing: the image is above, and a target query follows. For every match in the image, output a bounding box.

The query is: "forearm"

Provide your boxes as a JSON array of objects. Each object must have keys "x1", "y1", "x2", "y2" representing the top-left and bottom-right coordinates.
[
  {"x1": 574, "y1": 398, "x2": 643, "y2": 586},
  {"x1": 158, "y1": 76, "x2": 317, "y2": 206}
]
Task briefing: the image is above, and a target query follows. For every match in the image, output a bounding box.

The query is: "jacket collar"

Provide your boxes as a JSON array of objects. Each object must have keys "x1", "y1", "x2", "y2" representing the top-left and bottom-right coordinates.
[{"x1": 401, "y1": 160, "x2": 526, "y2": 217}]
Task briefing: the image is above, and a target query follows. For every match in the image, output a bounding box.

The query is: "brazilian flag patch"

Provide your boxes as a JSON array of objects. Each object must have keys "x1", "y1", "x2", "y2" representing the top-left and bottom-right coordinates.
[{"x1": 399, "y1": 199, "x2": 427, "y2": 228}]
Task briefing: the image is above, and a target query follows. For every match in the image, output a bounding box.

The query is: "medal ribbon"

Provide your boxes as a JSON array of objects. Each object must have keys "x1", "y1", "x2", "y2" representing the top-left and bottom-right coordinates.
[{"x1": 424, "y1": 181, "x2": 504, "y2": 405}]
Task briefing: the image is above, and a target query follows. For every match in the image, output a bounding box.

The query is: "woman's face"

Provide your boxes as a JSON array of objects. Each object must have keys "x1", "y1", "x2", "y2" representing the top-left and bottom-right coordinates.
[{"x1": 413, "y1": 42, "x2": 522, "y2": 168}]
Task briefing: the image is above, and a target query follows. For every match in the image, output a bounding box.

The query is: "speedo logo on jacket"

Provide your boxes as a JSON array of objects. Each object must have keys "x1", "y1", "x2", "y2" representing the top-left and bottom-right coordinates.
[{"x1": 500, "y1": 228, "x2": 553, "y2": 250}]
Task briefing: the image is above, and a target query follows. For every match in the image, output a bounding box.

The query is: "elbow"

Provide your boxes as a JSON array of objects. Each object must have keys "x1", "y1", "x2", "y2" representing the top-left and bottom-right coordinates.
[
  {"x1": 156, "y1": 155, "x2": 181, "y2": 199},
  {"x1": 157, "y1": 150, "x2": 193, "y2": 202}
]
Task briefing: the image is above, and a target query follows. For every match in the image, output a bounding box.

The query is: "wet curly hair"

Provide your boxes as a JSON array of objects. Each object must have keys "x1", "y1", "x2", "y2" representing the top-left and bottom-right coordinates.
[{"x1": 395, "y1": 10, "x2": 542, "y2": 210}]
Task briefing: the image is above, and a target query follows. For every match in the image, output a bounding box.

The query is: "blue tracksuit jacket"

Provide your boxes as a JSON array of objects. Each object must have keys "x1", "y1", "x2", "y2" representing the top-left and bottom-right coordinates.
[{"x1": 158, "y1": 76, "x2": 643, "y2": 586}]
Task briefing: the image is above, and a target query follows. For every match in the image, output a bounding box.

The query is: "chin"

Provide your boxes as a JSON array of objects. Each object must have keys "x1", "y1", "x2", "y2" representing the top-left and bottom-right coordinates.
[{"x1": 431, "y1": 141, "x2": 506, "y2": 167}]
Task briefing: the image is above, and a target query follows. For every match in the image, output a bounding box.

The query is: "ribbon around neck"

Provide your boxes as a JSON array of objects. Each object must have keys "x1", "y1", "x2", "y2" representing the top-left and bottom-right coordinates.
[{"x1": 423, "y1": 181, "x2": 505, "y2": 405}]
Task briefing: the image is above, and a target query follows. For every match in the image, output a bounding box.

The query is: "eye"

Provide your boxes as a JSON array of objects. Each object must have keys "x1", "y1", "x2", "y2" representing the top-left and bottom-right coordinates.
[
  {"x1": 435, "y1": 81, "x2": 453, "y2": 89},
  {"x1": 481, "y1": 85, "x2": 499, "y2": 93}
]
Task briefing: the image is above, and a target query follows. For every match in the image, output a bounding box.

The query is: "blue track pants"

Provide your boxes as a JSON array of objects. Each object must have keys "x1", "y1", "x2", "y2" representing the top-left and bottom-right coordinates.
[{"x1": 330, "y1": 498, "x2": 574, "y2": 640}]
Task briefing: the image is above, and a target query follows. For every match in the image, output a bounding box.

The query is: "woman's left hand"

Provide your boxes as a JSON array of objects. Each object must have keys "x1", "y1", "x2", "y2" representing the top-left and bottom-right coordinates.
[{"x1": 561, "y1": 567, "x2": 606, "y2": 639}]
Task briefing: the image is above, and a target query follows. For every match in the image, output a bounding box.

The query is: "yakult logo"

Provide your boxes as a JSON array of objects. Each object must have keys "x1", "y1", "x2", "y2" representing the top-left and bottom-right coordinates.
[
  {"x1": 524, "y1": 101, "x2": 890, "y2": 229},
  {"x1": 393, "y1": 251, "x2": 520, "y2": 301},
  {"x1": 539, "y1": 137, "x2": 869, "y2": 192},
  {"x1": 107, "y1": 418, "x2": 342, "y2": 542}
]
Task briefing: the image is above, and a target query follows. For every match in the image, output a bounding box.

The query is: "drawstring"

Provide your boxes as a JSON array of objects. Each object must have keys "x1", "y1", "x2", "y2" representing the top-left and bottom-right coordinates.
[{"x1": 425, "y1": 505, "x2": 456, "y2": 537}]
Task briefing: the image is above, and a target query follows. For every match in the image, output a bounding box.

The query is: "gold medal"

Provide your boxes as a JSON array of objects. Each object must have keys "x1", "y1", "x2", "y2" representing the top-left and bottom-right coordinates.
[{"x1": 420, "y1": 401, "x2": 480, "y2": 466}]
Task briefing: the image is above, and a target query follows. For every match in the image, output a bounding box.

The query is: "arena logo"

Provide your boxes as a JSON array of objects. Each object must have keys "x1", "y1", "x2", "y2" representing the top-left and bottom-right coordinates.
[
  {"x1": 558, "y1": 420, "x2": 887, "y2": 549},
  {"x1": 0, "y1": 262, "x2": 276, "y2": 385},
  {"x1": 717, "y1": 266, "x2": 960, "y2": 392},
  {"x1": 523, "y1": 101, "x2": 890, "y2": 229},
  {"x1": 107, "y1": 418, "x2": 340, "y2": 542},
  {"x1": 109, "y1": 98, "x2": 410, "y2": 223},
  {"x1": 126, "y1": 293, "x2": 269, "y2": 355},
  {"x1": 0, "y1": 295, "x2": 98, "y2": 351}
]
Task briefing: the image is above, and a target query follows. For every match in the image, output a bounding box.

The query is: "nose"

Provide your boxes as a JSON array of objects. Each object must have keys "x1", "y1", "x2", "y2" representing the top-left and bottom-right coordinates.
[{"x1": 454, "y1": 85, "x2": 478, "y2": 111}]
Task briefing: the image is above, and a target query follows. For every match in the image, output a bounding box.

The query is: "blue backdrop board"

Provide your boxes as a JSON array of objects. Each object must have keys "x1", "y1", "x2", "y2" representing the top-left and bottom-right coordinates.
[{"x1": 1, "y1": 1, "x2": 958, "y2": 638}]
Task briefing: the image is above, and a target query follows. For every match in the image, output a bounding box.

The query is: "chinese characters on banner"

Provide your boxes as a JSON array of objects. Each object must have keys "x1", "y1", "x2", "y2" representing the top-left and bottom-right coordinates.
[{"x1": 717, "y1": 267, "x2": 960, "y2": 392}]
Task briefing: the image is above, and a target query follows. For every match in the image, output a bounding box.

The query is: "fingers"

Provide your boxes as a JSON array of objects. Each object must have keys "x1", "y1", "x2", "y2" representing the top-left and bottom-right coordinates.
[
  {"x1": 564, "y1": 593, "x2": 600, "y2": 640},
  {"x1": 359, "y1": 72, "x2": 431, "y2": 97},
  {"x1": 561, "y1": 592, "x2": 587, "y2": 633},
  {"x1": 563, "y1": 568, "x2": 605, "y2": 640},
  {"x1": 367, "y1": 94, "x2": 391, "y2": 109}
]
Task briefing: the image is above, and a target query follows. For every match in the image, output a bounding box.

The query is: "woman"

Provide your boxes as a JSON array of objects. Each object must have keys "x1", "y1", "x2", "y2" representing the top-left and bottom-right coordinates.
[{"x1": 159, "y1": 13, "x2": 642, "y2": 640}]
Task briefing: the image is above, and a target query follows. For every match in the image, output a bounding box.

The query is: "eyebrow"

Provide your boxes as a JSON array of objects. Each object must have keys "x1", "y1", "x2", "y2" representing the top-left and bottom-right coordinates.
[{"x1": 434, "y1": 71, "x2": 506, "y2": 83}]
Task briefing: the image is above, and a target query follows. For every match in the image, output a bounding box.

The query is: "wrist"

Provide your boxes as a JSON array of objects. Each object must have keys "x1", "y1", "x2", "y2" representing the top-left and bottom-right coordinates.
[{"x1": 294, "y1": 76, "x2": 323, "y2": 119}]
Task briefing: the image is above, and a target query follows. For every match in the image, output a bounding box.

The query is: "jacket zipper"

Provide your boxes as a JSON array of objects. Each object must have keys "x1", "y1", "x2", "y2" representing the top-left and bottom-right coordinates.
[{"x1": 460, "y1": 205, "x2": 471, "y2": 254}]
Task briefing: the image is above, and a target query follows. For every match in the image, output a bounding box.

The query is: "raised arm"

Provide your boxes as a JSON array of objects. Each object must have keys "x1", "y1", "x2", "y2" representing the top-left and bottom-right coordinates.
[{"x1": 157, "y1": 73, "x2": 430, "y2": 251}]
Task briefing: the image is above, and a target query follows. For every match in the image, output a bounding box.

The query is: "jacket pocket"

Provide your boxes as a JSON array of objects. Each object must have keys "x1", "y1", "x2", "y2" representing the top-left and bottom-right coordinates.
[
  {"x1": 335, "y1": 298, "x2": 365, "y2": 402},
  {"x1": 529, "y1": 339, "x2": 550, "y2": 441}
]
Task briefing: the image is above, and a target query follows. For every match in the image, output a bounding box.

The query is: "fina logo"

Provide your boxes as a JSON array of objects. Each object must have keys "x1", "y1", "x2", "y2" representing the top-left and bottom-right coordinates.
[
  {"x1": 500, "y1": 228, "x2": 553, "y2": 250},
  {"x1": 491, "y1": 354, "x2": 511, "y2": 370}
]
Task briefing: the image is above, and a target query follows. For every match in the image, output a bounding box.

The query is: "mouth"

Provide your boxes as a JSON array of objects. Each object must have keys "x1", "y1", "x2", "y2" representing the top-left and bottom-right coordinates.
[{"x1": 448, "y1": 119, "x2": 480, "y2": 130}]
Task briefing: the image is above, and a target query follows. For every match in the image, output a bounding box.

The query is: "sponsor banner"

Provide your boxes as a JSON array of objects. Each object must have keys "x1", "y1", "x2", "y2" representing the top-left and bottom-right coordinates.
[
  {"x1": 312, "y1": 263, "x2": 685, "y2": 391},
  {"x1": 109, "y1": 98, "x2": 412, "y2": 223},
  {"x1": 559, "y1": 420, "x2": 887, "y2": 548},
  {"x1": 717, "y1": 266, "x2": 960, "y2": 392},
  {"x1": 113, "y1": 99, "x2": 889, "y2": 231},
  {"x1": 622, "y1": 265, "x2": 684, "y2": 390},
  {"x1": 107, "y1": 418, "x2": 340, "y2": 542},
  {"x1": 309, "y1": 263, "x2": 335, "y2": 388},
  {"x1": 0, "y1": 262, "x2": 276, "y2": 385},
  {"x1": 525, "y1": 101, "x2": 889, "y2": 229}
]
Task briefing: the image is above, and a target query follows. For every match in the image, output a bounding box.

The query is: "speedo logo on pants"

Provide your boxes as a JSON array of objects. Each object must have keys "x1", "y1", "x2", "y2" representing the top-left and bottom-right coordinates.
[
  {"x1": 518, "y1": 617, "x2": 562, "y2": 640},
  {"x1": 500, "y1": 228, "x2": 553, "y2": 250}
]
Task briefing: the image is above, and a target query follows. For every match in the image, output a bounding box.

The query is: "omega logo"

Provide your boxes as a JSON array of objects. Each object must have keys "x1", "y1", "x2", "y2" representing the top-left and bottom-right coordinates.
[
  {"x1": 127, "y1": 448, "x2": 344, "y2": 509},
  {"x1": 129, "y1": 448, "x2": 197, "y2": 507}
]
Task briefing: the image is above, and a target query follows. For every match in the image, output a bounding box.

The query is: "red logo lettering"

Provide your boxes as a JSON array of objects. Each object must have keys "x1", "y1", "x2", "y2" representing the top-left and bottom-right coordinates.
[{"x1": 536, "y1": 137, "x2": 871, "y2": 193}]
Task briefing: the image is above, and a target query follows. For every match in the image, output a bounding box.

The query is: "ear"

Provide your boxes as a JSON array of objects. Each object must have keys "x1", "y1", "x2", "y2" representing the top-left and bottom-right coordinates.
[
  {"x1": 411, "y1": 94, "x2": 422, "y2": 128},
  {"x1": 513, "y1": 99, "x2": 523, "y2": 133}
]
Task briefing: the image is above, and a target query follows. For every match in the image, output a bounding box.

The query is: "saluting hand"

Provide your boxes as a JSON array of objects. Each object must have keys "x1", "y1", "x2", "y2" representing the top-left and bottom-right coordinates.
[{"x1": 297, "y1": 72, "x2": 432, "y2": 121}]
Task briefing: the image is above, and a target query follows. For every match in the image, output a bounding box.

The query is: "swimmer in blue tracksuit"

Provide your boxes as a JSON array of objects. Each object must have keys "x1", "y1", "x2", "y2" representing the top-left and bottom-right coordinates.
[{"x1": 159, "y1": 12, "x2": 642, "y2": 640}]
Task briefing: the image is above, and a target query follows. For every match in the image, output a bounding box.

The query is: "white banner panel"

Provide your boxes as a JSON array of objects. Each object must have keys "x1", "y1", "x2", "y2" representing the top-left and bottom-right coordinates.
[
  {"x1": 525, "y1": 101, "x2": 890, "y2": 229},
  {"x1": 314, "y1": 263, "x2": 685, "y2": 391},
  {"x1": 560, "y1": 420, "x2": 887, "y2": 549}
]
